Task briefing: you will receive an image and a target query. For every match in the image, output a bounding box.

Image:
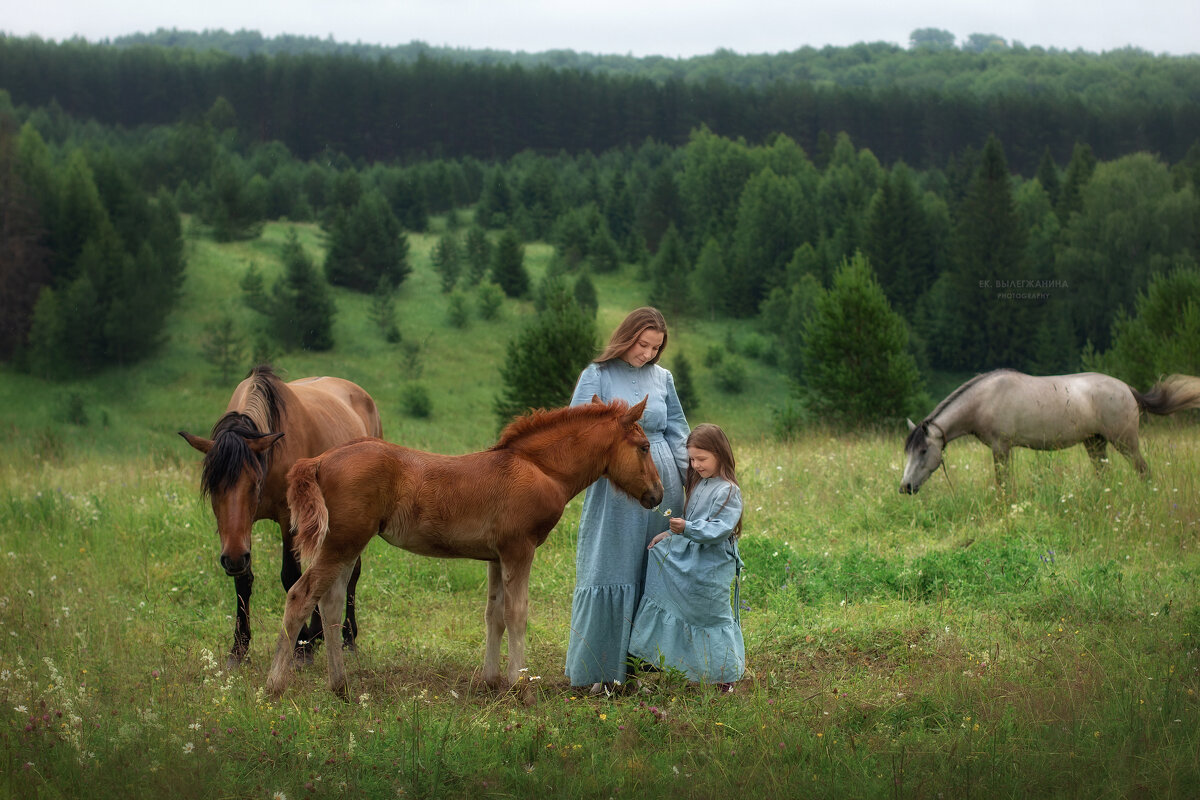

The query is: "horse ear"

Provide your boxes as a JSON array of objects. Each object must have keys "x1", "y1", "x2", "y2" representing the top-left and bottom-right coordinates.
[
  {"x1": 621, "y1": 396, "x2": 648, "y2": 426},
  {"x1": 591, "y1": 394, "x2": 603, "y2": 405},
  {"x1": 248, "y1": 432, "x2": 285, "y2": 453},
  {"x1": 906, "y1": 418, "x2": 916, "y2": 432},
  {"x1": 179, "y1": 431, "x2": 213, "y2": 455}
]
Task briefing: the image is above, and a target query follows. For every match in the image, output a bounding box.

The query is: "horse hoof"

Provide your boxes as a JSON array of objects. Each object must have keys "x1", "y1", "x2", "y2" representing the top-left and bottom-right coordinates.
[
  {"x1": 226, "y1": 650, "x2": 248, "y2": 671},
  {"x1": 292, "y1": 648, "x2": 315, "y2": 667},
  {"x1": 331, "y1": 683, "x2": 351, "y2": 703},
  {"x1": 342, "y1": 640, "x2": 358, "y2": 653}
]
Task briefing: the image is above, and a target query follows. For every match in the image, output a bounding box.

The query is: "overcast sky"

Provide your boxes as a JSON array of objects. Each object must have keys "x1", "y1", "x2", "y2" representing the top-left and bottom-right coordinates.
[{"x1": 6, "y1": 0, "x2": 1199, "y2": 57}]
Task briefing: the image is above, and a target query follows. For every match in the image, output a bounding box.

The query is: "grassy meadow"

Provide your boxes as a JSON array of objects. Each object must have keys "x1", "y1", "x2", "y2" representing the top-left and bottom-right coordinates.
[{"x1": 1, "y1": 219, "x2": 1199, "y2": 798}]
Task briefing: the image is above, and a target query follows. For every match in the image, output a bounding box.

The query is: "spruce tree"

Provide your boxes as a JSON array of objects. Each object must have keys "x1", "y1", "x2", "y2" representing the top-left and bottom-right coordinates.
[
  {"x1": 573, "y1": 271, "x2": 598, "y2": 318},
  {"x1": 491, "y1": 228, "x2": 529, "y2": 298},
  {"x1": 648, "y1": 224, "x2": 691, "y2": 317},
  {"x1": 494, "y1": 281, "x2": 596, "y2": 426},
  {"x1": 672, "y1": 352, "x2": 699, "y2": 414},
  {"x1": 464, "y1": 226, "x2": 492, "y2": 285},
  {"x1": 431, "y1": 232, "x2": 461, "y2": 292},
  {"x1": 324, "y1": 189, "x2": 410, "y2": 291},
  {"x1": 270, "y1": 229, "x2": 335, "y2": 351},
  {"x1": 800, "y1": 254, "x2": 924, "y2": 426}
]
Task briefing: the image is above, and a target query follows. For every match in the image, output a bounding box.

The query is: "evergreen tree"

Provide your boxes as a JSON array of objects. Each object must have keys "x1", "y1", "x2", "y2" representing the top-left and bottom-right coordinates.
[
  {"x1": 368, "y1": 276, "x2": 401, "y2": 342},
  {"x1": 1034, "y1": 147, "x2": 1061, "y2": 206},
  {"x1": 648, "y1": 224, "x2": 691, "y2": 316},
  {"x1": 573, "y1": 270, "x2": 598, "y2": 318},
  {"x1": 587, "y1": 220, "x2": 621, "y2": 274},
  {"x1": 324, "y1": 189, "x2": 410, "y2": 291},
  {"x1": 728, "y1": 168, "x2": 811, "y2": 316},
  {"x1": 937, "y1": 135, "x2": 1029, "y2": 370},
  {"x1": 861, "y1": 162, "x2": 934, "y2": 318},
  {"x1": 1056, "y1": 141, "x2": 1097, "y2": 224},
  {"x1": 672, "y1": 352, "x2": 699, "y2": 414},
  {"x1": 638, "y1": 164, "x2": 684, "y2": 253},
  {"x1": 691, "y1": 237, "x2": 728, "y2": 319},
  {"x1": 493, "y1": 281, "x2": 596, "y2": 426},
  {"x1": 490, "y1": 228, "x2": 529, "y2": 298},
  {"x1": 478, "y1": 169, "x2": 514, "y2": 228},
  {"x1": 464, "y1": 225, "x2": 492, "y2": 285},
  {"x1": 201, "y1": 315, "x2": 247, "y2": 384},
  {"x1": 0, "y1": 120, "x2": 51, "y2": 359},
  {"x1": 1081, "y1": 267, "x2": 1200, "y2": 389},
  {"x1": 431, "y1": 232, "x2": 461, "y2": 292},
  {"x1": 269, "y1": 229, "x2": 335, "y2": 351},
  {"x1": 800, "y1": 254, "x2": 924, "y2": 426}
]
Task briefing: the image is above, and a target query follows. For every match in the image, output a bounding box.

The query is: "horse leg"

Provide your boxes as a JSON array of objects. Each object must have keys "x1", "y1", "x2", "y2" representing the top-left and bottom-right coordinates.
[
  {"x1": 228, "y1": 569, "x2": 253, "y2": 669},
  {"x1": 500, "y1": 545, "x2": 536, "y2": 705},
  {"x1": 266, "y1": 558, "x2": 340, "y2": 697},
  {"x1": 991, "y1": 446, "x2": 1012, "y2": 491},
  {"x1": 342, "y1": 557, "x2": 362, "y2": 651},
  {"x1": 1083, "y1": 435, "x2": 1109, "y2": 477},
  {"x1": 281, "y1": 525, "x2": 319, "y2": 663},
  {"x1": 482, "y1": 561, "x2": 505, "y2": 690},
  {"x1": 1111, "y1": 435, "x2": 1150, "y2": 478},
  {"x1": 317, "y1": 561, "x2": 358, "y2": 701}
]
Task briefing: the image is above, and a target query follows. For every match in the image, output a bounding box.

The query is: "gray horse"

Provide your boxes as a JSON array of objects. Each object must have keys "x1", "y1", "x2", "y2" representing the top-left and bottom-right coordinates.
[{"x1": 900, "y1": 370, "x2": 1200, "y2": 493}]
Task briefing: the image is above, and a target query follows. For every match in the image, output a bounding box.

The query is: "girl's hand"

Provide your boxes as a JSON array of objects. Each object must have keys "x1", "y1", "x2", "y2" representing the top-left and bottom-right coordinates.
[
  {"x1": 668, "y1": 517, "x2": 685, "y2": 534},
  {"x1": 648, "y1": 531, "x2": 671, "y2": 549}
]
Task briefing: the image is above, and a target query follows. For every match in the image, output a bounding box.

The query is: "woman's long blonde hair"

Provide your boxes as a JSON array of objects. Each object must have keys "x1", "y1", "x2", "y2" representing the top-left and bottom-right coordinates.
[
  {"x1": 595, "y1": 307, "x2": 668, "y2": 366},
  {"x1": 684, "y1": 423, "x2": 742, "y2": 538}
]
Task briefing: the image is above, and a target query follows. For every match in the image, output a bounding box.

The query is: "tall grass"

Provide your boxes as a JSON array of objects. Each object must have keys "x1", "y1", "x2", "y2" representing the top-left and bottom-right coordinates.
[{"x1": 1, "y1": 221, "x2": 1197, "y2": 798}]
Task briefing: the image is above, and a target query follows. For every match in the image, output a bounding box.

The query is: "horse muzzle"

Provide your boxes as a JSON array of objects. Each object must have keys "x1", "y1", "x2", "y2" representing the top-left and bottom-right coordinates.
[
  {"x1": 220, "y1": 552, "x2": 252, "y2": 577},
  {"x1": 639, "y1": 483, "x2": 665, "y2": 509},
  {"x1": 899, "y1": 482, "x2": 918, "y2": 495}
]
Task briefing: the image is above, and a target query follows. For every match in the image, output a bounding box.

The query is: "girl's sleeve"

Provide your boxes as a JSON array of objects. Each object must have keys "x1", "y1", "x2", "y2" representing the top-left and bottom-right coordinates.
[
  {"x1": 681, "y1": 484, "x2": 743, "y2": 544},
  {"x1": 662, "y1": 368, "x2": 690, "y2": 477},
  {"x1": 570, "y1": 363, "x2": 603, "y2": 407}
]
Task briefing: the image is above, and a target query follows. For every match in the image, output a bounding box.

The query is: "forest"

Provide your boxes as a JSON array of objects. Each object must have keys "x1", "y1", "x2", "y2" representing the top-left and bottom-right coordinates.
[{"x1": 1, "y1": 30, "x2": 1198, "y2": 427}]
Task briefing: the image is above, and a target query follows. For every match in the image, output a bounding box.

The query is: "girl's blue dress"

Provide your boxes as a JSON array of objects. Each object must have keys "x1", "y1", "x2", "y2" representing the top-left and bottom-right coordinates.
[
  {"x1": 629, "y1": 476, "x2": 745, "y2": 684},
  {"x1": 564, "y1": 359, "x2": 688, "y2": 686}
]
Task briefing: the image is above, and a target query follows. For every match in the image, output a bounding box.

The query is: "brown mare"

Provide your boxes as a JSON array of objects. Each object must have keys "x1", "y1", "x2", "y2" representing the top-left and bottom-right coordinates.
[
  {"x1": 265, "y1": 396, "x2": 664, "y2": 701},
  {"x1": 179, "y1": 365, "x2": 382, "y2": 666}
]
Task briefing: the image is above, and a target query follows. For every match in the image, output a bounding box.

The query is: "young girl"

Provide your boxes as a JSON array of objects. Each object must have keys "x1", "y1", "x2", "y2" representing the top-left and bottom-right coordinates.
[{"x1": 628, "y1": 423, "x2": 745, "y2": 690}]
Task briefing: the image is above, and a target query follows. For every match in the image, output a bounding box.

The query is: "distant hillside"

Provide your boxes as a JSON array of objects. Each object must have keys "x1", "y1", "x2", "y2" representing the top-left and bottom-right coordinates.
[{"x1": 110, "y1": 27, "x2": 1200, "y2": 100}]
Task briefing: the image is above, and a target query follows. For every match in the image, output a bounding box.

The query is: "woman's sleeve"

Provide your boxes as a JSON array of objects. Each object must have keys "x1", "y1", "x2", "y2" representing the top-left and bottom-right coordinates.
[
  {"x1": 570, "y1": 363, "x2": 603, "y2": 407},
  {"x1": 662, "y1": 368, "x2": 690, "y2": 477},
  {"x1": 681, "y1": 485, "x2": 743, "y2": 544}
]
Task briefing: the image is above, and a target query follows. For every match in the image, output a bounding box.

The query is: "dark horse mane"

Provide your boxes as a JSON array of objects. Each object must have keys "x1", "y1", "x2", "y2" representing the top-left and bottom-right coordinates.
[
  {"x1": 904, "y1": 369, "x2": 1017, "y2": 451},
  {"x1": 200, "y1": 365, "x2": 287, "y2": 497},
  {"x1": 492, "y1": 399, "x2": 631, "y2": 451}
]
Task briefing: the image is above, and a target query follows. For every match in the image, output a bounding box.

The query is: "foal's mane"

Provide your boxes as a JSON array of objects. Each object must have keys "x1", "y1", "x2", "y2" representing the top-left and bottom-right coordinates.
[
  {"x1": 905, "y1": 369, "x2": 1015, "y2": 450},
  {"x1": 492, "y1": 399, "x2": 630, "y2": 450},
  {"x1": 200, "y1": 366, "x2": 287, "y2": 496}
]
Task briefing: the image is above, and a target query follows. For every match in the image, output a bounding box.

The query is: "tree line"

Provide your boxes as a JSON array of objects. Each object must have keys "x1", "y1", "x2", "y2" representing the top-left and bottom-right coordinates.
[{"x1": 1, "y1": 34, "x2": 1198, "y2": 171}]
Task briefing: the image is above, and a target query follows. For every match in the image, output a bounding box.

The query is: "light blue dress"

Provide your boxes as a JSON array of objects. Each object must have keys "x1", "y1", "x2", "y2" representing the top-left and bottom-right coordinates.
[
  {"x1": 629, "y1": 477, "x2": 745, "y2": 684},
  {"x1": 564, "y1": 359, "x2": 689, "y2": 686}
]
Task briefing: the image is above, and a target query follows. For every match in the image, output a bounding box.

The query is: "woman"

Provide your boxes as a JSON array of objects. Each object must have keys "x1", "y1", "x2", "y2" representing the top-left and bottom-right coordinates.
[{"x1": 565, "y1": 307, "x2": 689, "y2": 692}]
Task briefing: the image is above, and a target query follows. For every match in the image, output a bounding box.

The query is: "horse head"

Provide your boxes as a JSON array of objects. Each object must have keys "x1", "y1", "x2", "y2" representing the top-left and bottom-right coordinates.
[
  {"x1": 180, "y1": 423, "x2": 285, "y2": 576},
  {"x1": 900, "y1": 419, "x2": 945, "y2": 495},
  {"x1": 597, "y1": 395, "x2": 664, "y2": 509}
]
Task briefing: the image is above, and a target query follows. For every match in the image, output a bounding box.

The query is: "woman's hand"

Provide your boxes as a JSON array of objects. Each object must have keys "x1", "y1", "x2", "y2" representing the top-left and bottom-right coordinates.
[{"x1": 648, "y1": 531, "x2": 671, "y2": 549}]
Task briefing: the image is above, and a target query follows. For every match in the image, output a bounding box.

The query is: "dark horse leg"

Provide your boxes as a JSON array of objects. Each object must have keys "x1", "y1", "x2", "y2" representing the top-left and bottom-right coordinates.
[
  {"x1": 282, "y1": 528, "x2": 362, "y2": 656},
  {"x1": 282, "y1": 528, "x2": 320, "y2": 662},
  {"x1": 1084, "y1": 435, "x2": 1109, "y2": 476},
  {"x1": 342, "y1": 558, "x2": 362, "y2": 650},
  {"x1": 228, "y1": 569, "x2": 253, "y2": 668}
]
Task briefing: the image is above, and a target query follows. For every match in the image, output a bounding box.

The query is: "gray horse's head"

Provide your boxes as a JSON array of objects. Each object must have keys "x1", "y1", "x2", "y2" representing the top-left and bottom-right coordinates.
[{"x1": 900, "y1": 419, "x2": 945, "y2": 494}]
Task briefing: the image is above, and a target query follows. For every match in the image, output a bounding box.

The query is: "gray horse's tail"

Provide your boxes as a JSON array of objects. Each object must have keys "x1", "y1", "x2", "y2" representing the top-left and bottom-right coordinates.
[{"x1": 1133, "y1": 374, "x2": 1200, "y2": 416}]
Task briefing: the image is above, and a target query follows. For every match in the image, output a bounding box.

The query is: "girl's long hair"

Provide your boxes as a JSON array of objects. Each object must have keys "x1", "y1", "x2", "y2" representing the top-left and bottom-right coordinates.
[
  {"x1": 683, "y1": 423, "x2": 743, "y2": 538},
  {"x1": 595, "y1": 307, "x2": 668, "y2": 366}
]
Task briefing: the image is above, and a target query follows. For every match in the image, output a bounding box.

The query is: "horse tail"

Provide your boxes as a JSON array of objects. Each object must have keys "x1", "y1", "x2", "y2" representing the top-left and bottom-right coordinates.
[
  {"x1": 287, "y1": 456, "x2": 329, "y2": 563},
  {"x1": 1133, "y1": 374, "x2": 1200, "y2": 416}
]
